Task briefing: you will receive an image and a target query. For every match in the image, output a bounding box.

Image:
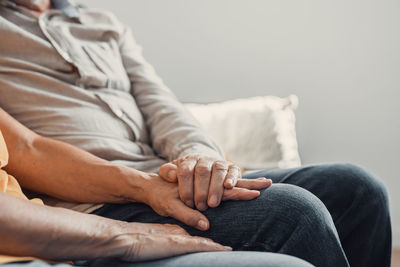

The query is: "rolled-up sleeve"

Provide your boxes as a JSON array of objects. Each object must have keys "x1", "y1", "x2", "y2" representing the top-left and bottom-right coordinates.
[{"x1": 118, "y1": 26, "x2": 224, "y2": 161}]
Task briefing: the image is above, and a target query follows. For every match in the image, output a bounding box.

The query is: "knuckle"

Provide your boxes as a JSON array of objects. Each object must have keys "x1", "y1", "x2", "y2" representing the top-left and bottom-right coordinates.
[
  {"x1": 229, "y1": 164, "x2": 241, "y2": 172},
  {"x1": 198, "y1": 237, "x2": 212, "y2": 246},
  {"x1": 202, "y1": 237, "x2": 214, "y2": 243},
  {"x1": 213, "y1": 161, "x2": 228, "y2": 171},
  {"x1": 171, "y1": 224, "x2": 181, "y2": 229},
  {"x1": 195, "y1": 165, "x2": 211, "y2": 176},
  {"x1": 182, "y1": 155, "x2": 191, "y2": 162},
  {"x1": 172, "y1": 225, "x2": 186, "y2": 233},
  {"x1": 163, "y1": 201, "x2": 176, "y2": 216},
  {"x1": 169, "y1": 235, "x2": 183, "y2": 244},
  {"x1": 228, "y1": 165, "x2": 241, "y2": 176},
  {"x1": 177, "y1": 167, "x2": 192, "y2": 178}
]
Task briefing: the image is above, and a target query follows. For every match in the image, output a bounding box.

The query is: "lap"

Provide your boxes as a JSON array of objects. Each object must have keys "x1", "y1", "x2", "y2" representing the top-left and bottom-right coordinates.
[
  {"x1": 2, "y1": 252, "x2": 314, "y2": 267},
  {"x1": 243, "y1": 163, "x2": 388, "y2": 224},
  {"x1": 93, "y1": 163, "x2": 386, "y2": 248},
  {"x1": 90, "y1": 163, "x2": 383, "y2": 266},
  {"x1": 90, "y1": 252, "x2": 313, "y2": 267},
  {"x1": 92, "y1": 178, "x2": 332, "y2": 251}
]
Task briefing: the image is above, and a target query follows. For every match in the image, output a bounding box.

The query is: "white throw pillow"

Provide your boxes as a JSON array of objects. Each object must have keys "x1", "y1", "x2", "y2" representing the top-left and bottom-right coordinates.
[{"x1": 184, "y1": 95, "x2": 301, "y2": 170}]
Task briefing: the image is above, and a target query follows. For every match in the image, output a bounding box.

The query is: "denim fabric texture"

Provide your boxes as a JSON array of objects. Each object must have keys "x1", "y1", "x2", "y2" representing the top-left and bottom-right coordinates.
[
  {"x1": 2, "y1": 163, "x2": 391, "y2": 267},
  {"x1": 89, "y1": 163, "x2": 391, "y2": 267}
]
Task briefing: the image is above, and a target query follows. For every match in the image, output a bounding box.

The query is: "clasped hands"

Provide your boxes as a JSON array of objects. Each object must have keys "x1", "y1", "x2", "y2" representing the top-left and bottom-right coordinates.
[{"x1": 145, "y1": 154, "x2": 272, "y2": 231}]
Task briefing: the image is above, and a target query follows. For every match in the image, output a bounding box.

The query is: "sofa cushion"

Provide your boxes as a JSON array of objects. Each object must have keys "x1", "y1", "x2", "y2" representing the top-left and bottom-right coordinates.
[{"x1": 184, "y1": 95, "x2": 301, "y2": 170}]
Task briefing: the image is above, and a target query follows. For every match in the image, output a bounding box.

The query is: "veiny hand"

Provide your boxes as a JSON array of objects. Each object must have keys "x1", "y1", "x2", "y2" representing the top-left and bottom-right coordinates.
[
  {"x1": 142, "y1": 173, "x2": 270, "y2": 231},
  {"x1": 117, "y1": 222, "x2": 231, "y2": 262},
  {"x1": 159, "y1": 154, "x2": 272, "y2": 211}
]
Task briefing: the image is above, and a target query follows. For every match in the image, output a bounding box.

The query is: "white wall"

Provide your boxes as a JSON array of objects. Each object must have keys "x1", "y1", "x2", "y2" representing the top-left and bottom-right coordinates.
[{"x1": 85, "y1": 0, "x2": 400, "y2": 247}]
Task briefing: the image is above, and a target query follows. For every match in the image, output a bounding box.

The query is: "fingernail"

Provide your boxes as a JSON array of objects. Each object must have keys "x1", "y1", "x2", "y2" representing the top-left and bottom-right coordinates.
[
  {"x1": 168, "y1": 170, "x2": 176, "y2": 180},
  {"x1": 197, "y1": 220, "x2": 208, "y2": 230},
  {"x1": 209, "y1": 195, "x2": 218, "y2": 207},
  {"x1": 224, "y1": 246, "x2": 233, "y2": 251},
  {"x1": 226, "y1": 179, "x2": 234, "y2": 185}
]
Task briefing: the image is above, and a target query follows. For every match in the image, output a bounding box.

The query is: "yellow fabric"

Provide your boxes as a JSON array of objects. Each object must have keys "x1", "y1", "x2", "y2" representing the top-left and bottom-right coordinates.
[{"x1": 0, "y1": 131, "x2": 43, "y2": 264}]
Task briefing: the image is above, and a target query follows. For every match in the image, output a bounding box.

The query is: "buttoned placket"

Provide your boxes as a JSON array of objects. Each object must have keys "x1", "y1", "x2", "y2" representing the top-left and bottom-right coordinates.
[{"x1": 38, "y1": 13, "x2": 148, "y2": 145}]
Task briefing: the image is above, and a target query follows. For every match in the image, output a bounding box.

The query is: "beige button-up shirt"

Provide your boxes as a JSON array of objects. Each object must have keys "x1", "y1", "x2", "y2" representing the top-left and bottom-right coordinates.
[{"x1": 0, "y1": 0, "x2": 224, "y2": 212}]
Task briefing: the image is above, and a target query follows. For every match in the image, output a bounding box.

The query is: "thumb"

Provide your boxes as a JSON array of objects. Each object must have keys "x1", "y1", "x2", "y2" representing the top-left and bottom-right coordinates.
[
  {"x1": 169, "y1": 199, "x2": 210, "y2": 231},
  {"x1": 159, "y1": 163, "x2": 178, "y2": 182}
]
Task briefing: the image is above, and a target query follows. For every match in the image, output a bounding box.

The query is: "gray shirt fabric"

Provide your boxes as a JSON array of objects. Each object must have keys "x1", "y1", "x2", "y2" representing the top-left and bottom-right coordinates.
[{"x1": 0, "y1": 0, "x2": 224, "y2": 212}]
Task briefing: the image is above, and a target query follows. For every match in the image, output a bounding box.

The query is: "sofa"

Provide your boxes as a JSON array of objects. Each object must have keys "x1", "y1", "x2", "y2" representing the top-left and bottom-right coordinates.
[{"x1": 184, "y1": 95, "x2": 301, "y2": 171}]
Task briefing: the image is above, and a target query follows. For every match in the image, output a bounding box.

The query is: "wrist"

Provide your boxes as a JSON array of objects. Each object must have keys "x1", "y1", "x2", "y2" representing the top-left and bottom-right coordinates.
[
  {"x1": 117, "y1": 166, "x2": 153, "y2": 204},
  {"x1": 92, "y1": 219, "x2": 133, "y2": 259},
  {"x1": 36, "y1": 208, "x2": 132, "y2": 260},
  {"x1": 77, "y1": 218, "x2": 133, "y2": 260}
]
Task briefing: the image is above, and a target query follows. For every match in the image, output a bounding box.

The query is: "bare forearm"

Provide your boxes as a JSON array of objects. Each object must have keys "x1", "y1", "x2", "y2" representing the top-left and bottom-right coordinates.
[
  {"x1": 0, "y1": 192, "x2": 230, "y2": 262},
  {"x1": 0, "y1": 193, "x2": 127, "y2": 260},
  {"x1": 0, "y1": 107, "x2": 150, "y2": 204},
  {"x1": 4, "y1": 135, "x2": 148, "y2": 204}
]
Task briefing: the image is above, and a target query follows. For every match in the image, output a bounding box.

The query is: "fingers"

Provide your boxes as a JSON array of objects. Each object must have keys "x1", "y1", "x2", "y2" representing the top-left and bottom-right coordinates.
[
  {"x1": 194, "y1": 158, "x2": 213, "y2": 211},
  {"x1": 168, "y1": 199, "x2": 210, "y2": 231},
  {"x1": 222, "y1": 178, "x2": 273, "y2": 201},
  {"x1": 236, "y1": 178, "x2": 272, "y2": 190},
  {"x1": 176, "y1": 157, "x2": 198, "y2": 208},
  {"x1": 163, "y1": 235, "x2": 232, "y2": 258},
  {"x1": 162, "y1": 156, "x2": 269, "y2": 210},
  {"x1": 124, "y1": 233, "x2": 231, "y2": 262},
  {"x1": 178, "y1": 235, "x2": 232, "y2": 253},
  {"x1": 130, "y1": 222, "x2": 190, "y2": 236},
  {"x1": 207, "y1": 160, "x2": 228, "y2": 208},
  {"x1": 222, "y1": 187, "x2": 261, "y2": 201},
  {"x1": 223, "y1": 165, "x2": 241, "y2": 189},
  {"x1": 159, "y1": 163, "x2": 178, "y2": 182}
]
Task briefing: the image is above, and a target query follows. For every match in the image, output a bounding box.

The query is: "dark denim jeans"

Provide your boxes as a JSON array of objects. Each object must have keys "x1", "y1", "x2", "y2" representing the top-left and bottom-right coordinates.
[
  {"x1": 3, "y1": 163, "x2": 391, "y2": 267},
  {"x1": 89, "y1": 163, "x2": 391, "y2": 267}
]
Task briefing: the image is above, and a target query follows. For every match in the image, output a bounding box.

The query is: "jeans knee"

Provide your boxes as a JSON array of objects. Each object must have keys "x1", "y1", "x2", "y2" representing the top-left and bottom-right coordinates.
[
  {"x1": 253, "y1": 184, "x2": 340, "y2": 252},
  {"x1": 260, "y1": 184, "x2": 336, "y2": 231},
  {"x1": 324, "y1": 163, "x2": 389, "y2": 210}
]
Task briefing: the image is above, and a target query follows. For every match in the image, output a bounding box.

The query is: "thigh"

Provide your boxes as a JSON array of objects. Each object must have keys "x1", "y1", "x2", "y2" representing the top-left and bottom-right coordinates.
[
  {"x1": 243, "y1": 163, "x2": 388, "y2": 227},
  {"x1": 92, "y1": 182, "x2": 332, "y2": 252},
  {"x1": 89, "y1": 252, "x2": 314, "y2": 267}
]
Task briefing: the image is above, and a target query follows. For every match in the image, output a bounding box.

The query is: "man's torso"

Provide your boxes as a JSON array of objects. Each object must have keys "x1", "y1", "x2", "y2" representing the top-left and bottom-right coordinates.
[{"x1": 0, "y1": 1, "x2": 167, "y2": 211}]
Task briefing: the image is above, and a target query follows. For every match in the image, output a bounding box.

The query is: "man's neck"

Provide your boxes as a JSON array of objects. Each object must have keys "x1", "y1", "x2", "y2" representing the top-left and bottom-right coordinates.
[{"x1": 11, "y1": 0, "x2": 51, "y2": 17}]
